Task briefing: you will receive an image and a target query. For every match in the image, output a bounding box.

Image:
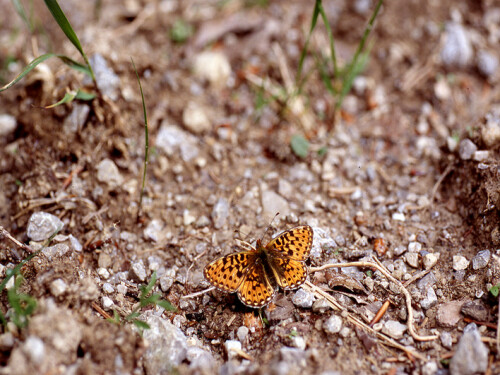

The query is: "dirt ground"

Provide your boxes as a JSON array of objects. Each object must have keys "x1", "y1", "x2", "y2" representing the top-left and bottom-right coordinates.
[{"x1": 1, "y1": 0, "x2": 500, "y2": 374}]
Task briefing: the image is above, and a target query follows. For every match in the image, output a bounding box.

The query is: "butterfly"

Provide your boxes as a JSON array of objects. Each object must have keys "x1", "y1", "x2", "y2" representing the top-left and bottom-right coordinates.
[{"x1": 203, "y1": 225, "x2": 313, "y2": 308}]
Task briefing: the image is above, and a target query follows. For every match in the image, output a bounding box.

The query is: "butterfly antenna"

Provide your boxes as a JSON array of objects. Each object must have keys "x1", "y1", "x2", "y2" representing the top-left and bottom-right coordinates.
[{"x1": 262, "y1": 212, "x2": 280, "y2": 240}]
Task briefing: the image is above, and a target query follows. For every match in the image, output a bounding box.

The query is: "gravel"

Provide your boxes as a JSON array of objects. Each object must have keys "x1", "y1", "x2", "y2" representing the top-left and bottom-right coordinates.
[
  {"x1": 450, "y1": 323, "x2": 489, "y2": 375},
  {"x1": 27, "y1": 212, "x2": 64, "y2": 241}
]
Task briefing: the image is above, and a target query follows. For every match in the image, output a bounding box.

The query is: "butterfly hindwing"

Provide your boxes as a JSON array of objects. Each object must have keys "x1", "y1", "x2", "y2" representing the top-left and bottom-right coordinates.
[
  {"x1": 237, "y1": 261, "x2": 277, "y2": 308},
  {"x1": 269, "y1": 257, "x2": 308, "y2": 290}
]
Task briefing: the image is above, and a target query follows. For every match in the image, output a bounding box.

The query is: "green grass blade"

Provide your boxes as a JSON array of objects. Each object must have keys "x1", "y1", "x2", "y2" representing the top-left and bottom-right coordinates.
[
  {"x1": 11, "y1": 0, "x2": 33, "y2": 32},
  {"x1": 318, "y1": 0, "x2": 337, "y2": 77},
  {"x1": 157, "y1": 299, "x2": 177, "y2": 312},
  {"x1": 44, "y1": 90, "x2": 77, "y2": 108},
  {"x1": 315, "y1": 53, "x2": 335, "y2": 94},
  {"x1": 43, "y1": 0, "x2": 83, "y2": 56},
  {"x1": 337, "y1": 0, "x2": 382, "y2": 109},
  {"x1": 296, "y1": 0, "x2": 321, "y2": 84},
  {"x1": 131, "y1": 58, "x2": 149, "y2": 218},
  {"x1": 43, "y1": 0, "x2": 96, "y2": 82},
  {"x1": 75, "y1": 89, "x2": 96, "y2": 101},
  {"x1": 291, "y1": 134, "x2": 309, "y2": 158},
  {"x1": 133, "y1": 319, "x2": 150, "y2": 330},
  {"x1": 0, "y1": 53, "x2": 91, "y2": 93},
  {"x1": 0, "y1": 53, "x2": 55, "y2": 92},
  {"x1": 337, "y1": 49, "x2": 370, "y2": 109},
  {"x1": 57, "y1": 55, "x2": 92, "y2": 76}
]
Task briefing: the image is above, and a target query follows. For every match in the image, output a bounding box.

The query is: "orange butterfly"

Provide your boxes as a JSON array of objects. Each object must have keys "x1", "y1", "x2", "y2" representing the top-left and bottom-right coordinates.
[{"x1": 203, "y1": 226, "x2": 313, "y2": 308}]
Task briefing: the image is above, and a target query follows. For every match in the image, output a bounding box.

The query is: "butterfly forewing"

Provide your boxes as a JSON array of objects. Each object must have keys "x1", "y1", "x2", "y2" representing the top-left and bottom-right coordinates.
[
  {"x1": 266, "y1": 225, "x2": 313, "y2": 261},
  {"x1": 237, "y1": 261, "x2": 277, "y2": 308},
  {"x1": 203, "y1": 251, "x2": 257, "y2": 292}
]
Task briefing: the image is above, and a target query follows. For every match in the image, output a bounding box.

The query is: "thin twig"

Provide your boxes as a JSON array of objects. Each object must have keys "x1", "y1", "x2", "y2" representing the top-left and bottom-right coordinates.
[
  {"x1": 91, "y1": 301, "x2": 112, "y2": 320},
  {"x1": 302, "y1": 280, "x2": 425, "y2": 361},
  {"x1": 310, "y1": 259, "x2": 439, "y2": 342},
  {"x1": 0, "y1": 226, "x2": 34, "y2": 253},
  {"x1": 181, "y1": 287, "x2": 215, "y2": 300}
]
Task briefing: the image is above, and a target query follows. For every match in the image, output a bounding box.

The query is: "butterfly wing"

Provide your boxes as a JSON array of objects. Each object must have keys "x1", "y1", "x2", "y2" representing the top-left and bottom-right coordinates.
[
  {"x1": 237, "y1": 261, "x2": 277, "y2": 308},
  {"x1": 268, "y1": 257, "x2": 308, "y2": 290},
  {"x1": 266, "y1": 225, "x2": 313, "y2": 261},
  {"x1": 203, "y1": 251, "x2": 257, "y2": 292}
]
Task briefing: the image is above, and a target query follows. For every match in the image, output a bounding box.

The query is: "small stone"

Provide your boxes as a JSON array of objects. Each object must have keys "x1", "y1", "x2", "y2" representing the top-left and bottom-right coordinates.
[
  {"x1": 101, "y1": 296, "x2": 114, "y2": 310},
  {"x1": 440, "y1": 331, "x2": 453, "y2": 349},
  {"x1": 98, "y1": 252, "x2": 112, "y2": 268},
  {"x1": 50, "y1": 278, "x2": 67, "y2": 297},
  {"x1": 353, "y1": 0, "x2": 371, "y2": 15},
  {"x1": 434, "y1": 79, "x2": 451, "y2": 101},
  {"x1": 482, "y1": 111, "x2": 500, "y2": 147},
  {"x1": 458, "y1": 139, "x2": 477, "y2": 160},
  {"x1": 102, "y1": 283, "x2": 114, "y2": 294},
  {"x1": 187, "y1": 346, "x2": 216, "y2": 370},
  {"x1": 420, "y1": 287, "x2": 438, "y2": 310},
  {"x1": 473, "y1": 150, "x2": 489, "y2": 162},
  {"x1": 0, "y1": 114, "x2": 17, "y2": 136},
  {"x1": 394, "y1": 246, "x2": 406, "y2": 256},
  {"x1": 68, "y1": 235, "x2": 82, "y2": 252},
  {"x1": 291, "y1": 288, "x2": 315, "y2": 308},
  {"x1": 447, "y1": 136, "x2": 458, "y2": 152},
  {"x1": 423, "y1": 253, "x2": 439, "y2": 269},
  {"x1": 160, "y1": 269, "x2": 176, "y2": 292},
  {"x1": 148, "y1": 256, "x2": 162, "y2": 272},
  {"x1": 116, "y1": 284, "x2": 127, "y2": 295},
  {"x1": 278, "y1": 179, "x2": 294, "y2": 199},
  {"x1": 156, "y1": 123, "x2": 199, "y2": 162},
  {"x1": 261, "y1": 190, "x2": 290, "y2": 221},
  {"x1": 183, "y1": 210, "x2": 196, "y2": 226},
  {"x1": 96, "y1": 159, "x2": 123, "y2": 188},
  {"x1": 182, "y1": 102, "x2": 210, "y2": 134},
  {"x1": 27, "y1": 212, "x2": 64, "y2": 241},
  {"x1": 461, "y1": 300, "x2": 488, "y2": 321},
  {"x1": 193, "y1": 51, "x2": 231, "y2": 86},
  {"x1": 407, "y1": 242, "x2": 422, "y2": 252},
  {"x1": 291, "y1": 336, "x2": 306, "y2": 350},
  {"x1": 312, "y1": 298, "x2": 331, "y2": 313},
  {"x1": 437, "y1": 301, "x2": 463, "y2": 328},
  {"x1": 392, "y1": 212, "x2": 405, "y2": 222},
  {"x1": 323, "y1": 314, "x2": 342, "y2": 334},
  {"x1": 224, "y1": 340, "x2": 241, "y2": 360},
  {"x1": 453, "y1": 255, "x2": 469, "y2": 271},
  {"x1": 63, "y1": 104, "x2": 89, "y2": 134},
  {"x1": 144, "y1": 219, "x2": 164, "y2": 242},
  {"x1": 143, "y1": 314, "x2": 188, "y2": 373},
  {"x1": 237, "y1": 326, "x2": 249, "y2": 343},
  {"x1": 87, "y1": 54, "x2": 120, "y2": 100},
  {"x1": 421, "y1": 361, "x2": 438, "y2": 375},
  {"x1": 0, "y1": 332, "x2": 14, "y2": 351},
  {"x1": 130, "y1": 260, "x2": 147, "y2": 282},
  {"x1": 97, "y1": 268, "x2": 110, "y2": 279},
  {"x1": 472, "y1": 250, "x2": 490, "y2": 270},
  {"x1": 405, "y1": 253, "x2": 420, "y2": 268},
  {"x1": 350, "y1": 189, "x2": 362, "y2": 201},
  {"x1": 441, "y1": 22, "x2": 472, "y2": 67},
  {"x1": 382, "y1": 320, "x2": 407, "y2": 339},
  {"x1": 41, "y1": 243, "x2": 69, "y2": 260},
  {"x1": 23, "y1": 336, "x2": 45, "y2": 364},
  {"x1": 477, "y1": 50, "x2": 498, "y2": 78},
  {"x1": 450, "y1": 323, "x2": 488, "y2": 375},
  {"x1": 211, "y1": 198, "x2": 229, "y2": 229},
  {"x1": 195, "y1": 215, "x2": 210, "y2": 228}
]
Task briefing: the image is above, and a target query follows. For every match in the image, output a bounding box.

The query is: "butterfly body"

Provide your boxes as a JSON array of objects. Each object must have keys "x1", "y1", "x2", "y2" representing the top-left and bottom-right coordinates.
[{"x1": 203, "y1": 225, "x2": 313, "y2": 308}]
